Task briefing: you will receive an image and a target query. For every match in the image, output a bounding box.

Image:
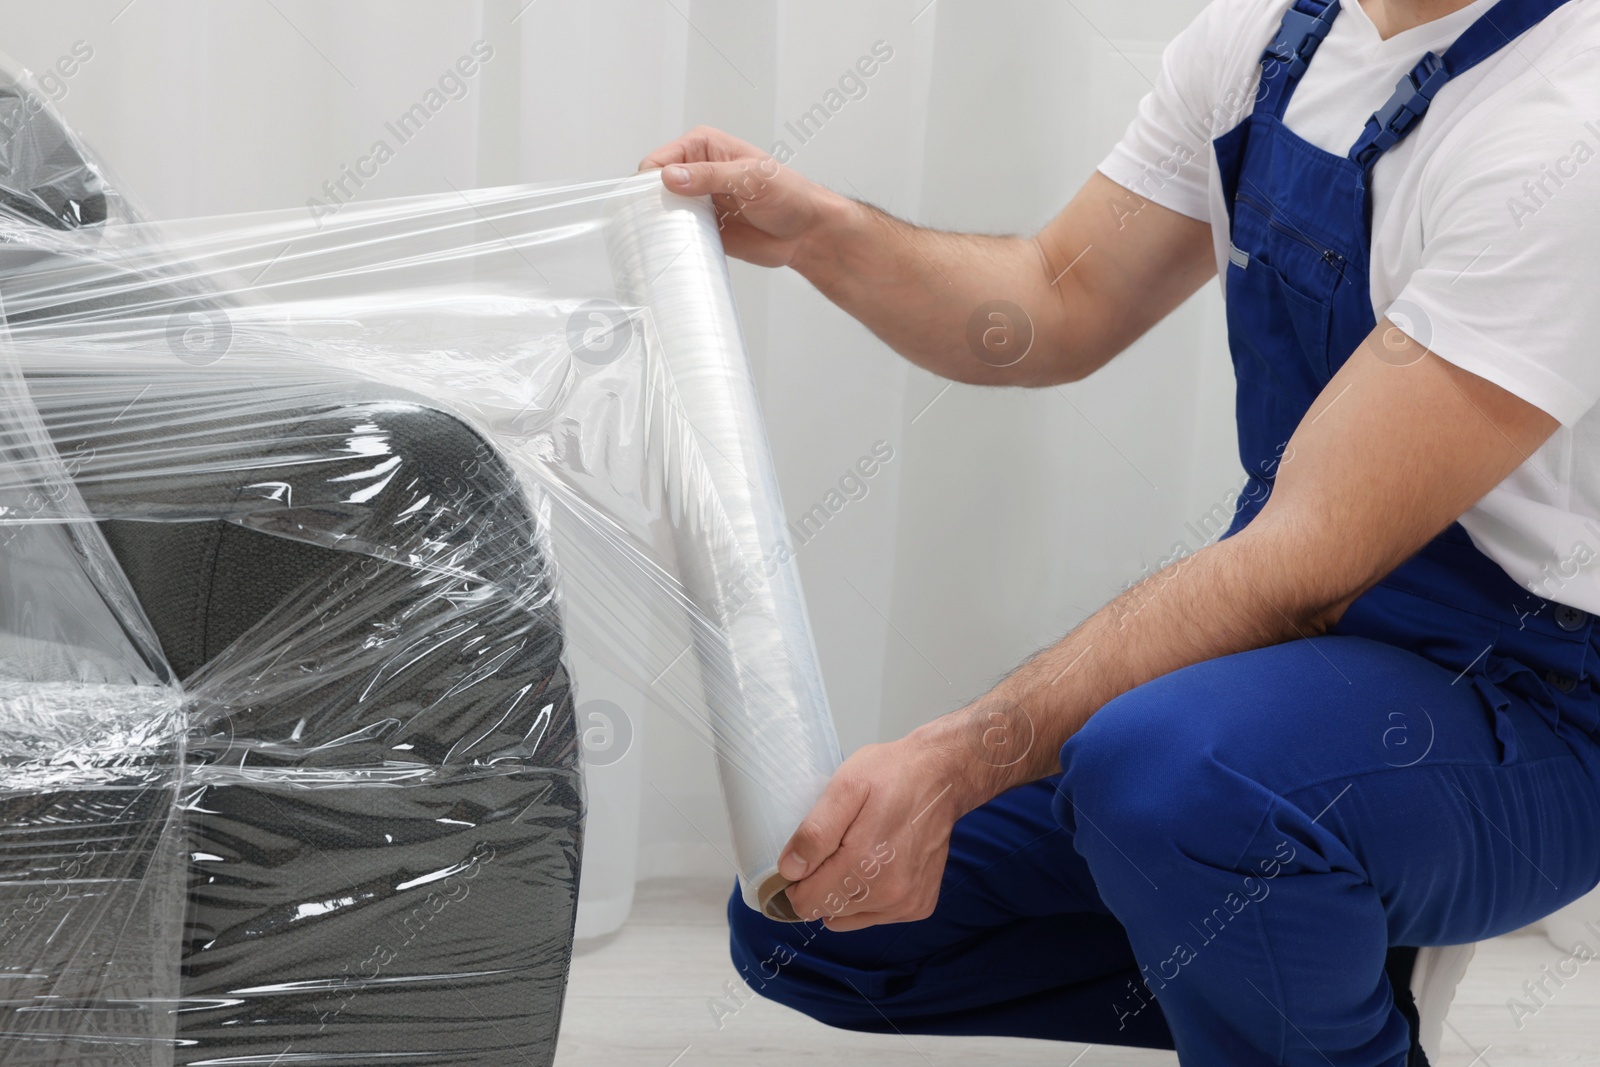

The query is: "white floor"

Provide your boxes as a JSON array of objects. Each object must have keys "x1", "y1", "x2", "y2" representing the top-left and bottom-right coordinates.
[{"x1": 556, "y1": 878, "x2": 1600, "y2": 1066}]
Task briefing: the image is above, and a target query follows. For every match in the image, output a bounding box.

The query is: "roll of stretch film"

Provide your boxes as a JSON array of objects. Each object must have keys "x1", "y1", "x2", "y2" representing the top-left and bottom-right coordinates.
[{"x1": 606, "y1": 174, "x2": 842, "y2": 921}]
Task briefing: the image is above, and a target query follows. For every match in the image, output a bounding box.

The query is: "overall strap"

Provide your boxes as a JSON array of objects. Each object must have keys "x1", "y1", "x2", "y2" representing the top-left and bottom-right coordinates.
[
  {"x1": 1256, "y1": 0, "x2": 1342, "y2": 119},
  {"x1": 1349, "y1": 0, "x2": 1578, "y2": 169}
]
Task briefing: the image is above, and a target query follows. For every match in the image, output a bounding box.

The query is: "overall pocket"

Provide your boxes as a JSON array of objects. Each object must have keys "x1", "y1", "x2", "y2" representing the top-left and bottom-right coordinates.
[{"x1": 1229, "y1": 190, "x2": 1345, "y2": 380}]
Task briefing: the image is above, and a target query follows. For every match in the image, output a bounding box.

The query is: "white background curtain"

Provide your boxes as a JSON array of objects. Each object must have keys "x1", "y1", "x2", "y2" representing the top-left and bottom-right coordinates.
[{"x1": 0, "y1": 0, "x2": 1243, "y2": 926}]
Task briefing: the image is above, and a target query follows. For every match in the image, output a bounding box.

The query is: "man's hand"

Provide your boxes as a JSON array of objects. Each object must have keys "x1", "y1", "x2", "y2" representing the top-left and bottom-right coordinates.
[
  {"x1": 638, "y1": 126, "x2": 846, "y2": 270},
  {"x1": 777, "y1": 732, "x2": 978, "y2": 931}
]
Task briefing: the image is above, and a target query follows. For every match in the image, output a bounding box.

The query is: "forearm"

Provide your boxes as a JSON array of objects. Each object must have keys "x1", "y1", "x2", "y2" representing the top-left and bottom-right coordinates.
[
  {"x1": 791, "y1": 194, "x2": 1080, "y2": 386},
  {"x1": 913, "y1": 512, "x2": 1355, "y2": 812},
  {"x1": 907, "y1": 332, "x2": 1567, "y2": 816}
]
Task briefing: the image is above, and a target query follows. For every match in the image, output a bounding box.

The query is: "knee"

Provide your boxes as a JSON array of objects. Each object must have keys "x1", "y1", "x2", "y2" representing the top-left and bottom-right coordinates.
[
  {"x1": 725, "y1": 884, "x2": 807, "y2": 1005},
  {"x1": 1056, "y1": 676, "x2": 1202, "y2": 822},
  {"x1": 1053, "y1": 670, "x2": 1265, "y2": 870},
  {"x1": 724, "y1": 883, "x2": 881, "y2": 1032}
]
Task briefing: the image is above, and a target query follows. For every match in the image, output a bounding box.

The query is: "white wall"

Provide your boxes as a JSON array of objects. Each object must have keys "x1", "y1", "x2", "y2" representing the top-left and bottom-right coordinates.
[{"x1": 0, "y1": 0, "x2": 1239, "y2": 881}]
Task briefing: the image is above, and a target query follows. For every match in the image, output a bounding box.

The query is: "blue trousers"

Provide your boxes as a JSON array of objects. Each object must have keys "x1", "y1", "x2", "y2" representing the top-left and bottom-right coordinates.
[{"x1": 728, "y1": 559, "x2": 1600, "y2": 1065}]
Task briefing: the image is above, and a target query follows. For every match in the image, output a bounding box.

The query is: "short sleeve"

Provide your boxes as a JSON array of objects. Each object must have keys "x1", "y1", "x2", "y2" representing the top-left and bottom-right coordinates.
[
  {"x1": 1394, "y1": 55, "x2": 1600, "y2": 428},
  {"x1": 1096, "y1": 0, "x2": 1247, "y2": 223}
]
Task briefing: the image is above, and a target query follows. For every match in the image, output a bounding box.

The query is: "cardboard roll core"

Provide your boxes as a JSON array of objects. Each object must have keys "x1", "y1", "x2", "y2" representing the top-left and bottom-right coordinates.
[{"x1": 756, "y1": 868, "x2": 802, "y2": 922}]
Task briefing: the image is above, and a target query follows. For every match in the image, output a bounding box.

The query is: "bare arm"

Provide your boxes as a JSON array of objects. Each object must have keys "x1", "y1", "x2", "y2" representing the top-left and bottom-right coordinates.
[
  {"x1": 774, "y1": 324, "x2": 1559, "y2": 928},
  {"x1": 639, "y1": 127, "x2": 1215, "y2": 386}
]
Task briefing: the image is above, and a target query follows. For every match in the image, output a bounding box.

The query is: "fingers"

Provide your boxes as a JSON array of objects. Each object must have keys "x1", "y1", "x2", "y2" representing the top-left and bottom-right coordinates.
[
  {"x1": 817, "y1": 907, "x2": 893, "y2": 933},
  {"x1": 793, "y1": 857, "x2": 883, "y2": 924},
  {"x1": 637, "y1": 143, "x2": 690, "y2": 170},
  {"x1": 778, "y1": 770, "x2": 868, "y2": 883},
  {"x1": 636, "y1": 125, "x2": 767, "y2": 172},
  {"x1": 797, "y1": 843, "x2": 928, "y2": 927},
  {"x1": 650, "y1": 159, "x2": 783, "y2": 201},
  {"x1": 786, "y1": 826, "x2": 905, "y2": 925},
  {"x1": 636, "y1": 126, "x2": 708, "y2": 169},
  {"x1": 770, "y1": 737, "x2": 956, "y2": 931},
  {"x1": 637, "y1": 127, "x2": 784, "y2": 204}
]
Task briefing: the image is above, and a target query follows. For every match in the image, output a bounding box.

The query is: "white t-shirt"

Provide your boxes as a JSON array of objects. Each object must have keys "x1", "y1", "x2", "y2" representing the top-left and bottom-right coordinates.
[{"x1": 1098, "y1": 0, "x2": 1600, "y2": 615}]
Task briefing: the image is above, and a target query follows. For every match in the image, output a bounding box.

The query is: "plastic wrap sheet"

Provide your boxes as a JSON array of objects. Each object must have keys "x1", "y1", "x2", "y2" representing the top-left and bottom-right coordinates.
[
  {"x1": 0, "y1": 312, "x2": 184, "y2": 1067},
  {"x1": 0, "y1": 47, "x2": 840, "y2": 1067}
]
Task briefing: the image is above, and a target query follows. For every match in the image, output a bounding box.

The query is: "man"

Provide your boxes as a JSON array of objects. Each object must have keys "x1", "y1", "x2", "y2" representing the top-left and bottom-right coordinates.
[{"x1": 641, "y1": 0, "x2": 1600, "y2": 1061}]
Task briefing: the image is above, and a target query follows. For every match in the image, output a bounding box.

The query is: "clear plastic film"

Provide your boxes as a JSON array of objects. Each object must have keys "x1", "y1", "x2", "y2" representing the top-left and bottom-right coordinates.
[{"x1": 0, "y1": 49, "x2": 839, "y2": 1067}]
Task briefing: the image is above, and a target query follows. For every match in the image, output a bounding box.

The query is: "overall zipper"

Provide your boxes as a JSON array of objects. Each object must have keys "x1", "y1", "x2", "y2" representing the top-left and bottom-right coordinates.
[{"x1": 1234, "y1": 190, "x2": 1346, "y2": 269}]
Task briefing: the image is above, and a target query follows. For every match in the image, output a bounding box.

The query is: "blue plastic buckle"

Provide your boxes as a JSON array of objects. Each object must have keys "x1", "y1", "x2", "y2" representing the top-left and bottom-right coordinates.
[
  {"x1": 1373, "y1": 52, "x2": 1448, "y2": 142},
  {"x1": 1263, "y1": 6, "x2": 1336, "y2": 79},
  {"x1": 1352, "y1": 51, "x2": 1449, "y2": 169}
]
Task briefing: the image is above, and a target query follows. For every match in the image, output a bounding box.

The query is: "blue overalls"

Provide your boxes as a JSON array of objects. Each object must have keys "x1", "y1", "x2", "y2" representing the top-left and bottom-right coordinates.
[{"x1": 727, "y1": 0, "x2": 1600, "y2": 1062}]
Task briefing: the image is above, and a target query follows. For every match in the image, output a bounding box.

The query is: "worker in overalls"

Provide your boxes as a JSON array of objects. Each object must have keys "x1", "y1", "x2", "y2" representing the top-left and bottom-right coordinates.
[{"x1": 643, "y1": 0, "x2": 1600, "y2": 1061}]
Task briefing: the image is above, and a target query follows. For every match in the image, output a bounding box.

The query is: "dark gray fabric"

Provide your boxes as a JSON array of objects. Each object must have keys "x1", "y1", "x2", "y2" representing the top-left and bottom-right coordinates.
[
  {"x1": 0, "y1": 772, "x2": 184, "y2": 1066},
  {"x1": 43, "y1": 394, "x2": 582, "y2": 1067},
  {"x1": 0, "y1": 77, "x2": 111, "y2": 231}
]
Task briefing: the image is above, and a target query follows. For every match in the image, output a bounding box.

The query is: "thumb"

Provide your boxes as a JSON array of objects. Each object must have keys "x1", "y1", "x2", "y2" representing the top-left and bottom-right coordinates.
[
  {"x1": 658, "y1": 160, "x2": 777, "y2": 201},
  {"x1": 779, "y1": 773, "x2": 868, "y2": 882}
]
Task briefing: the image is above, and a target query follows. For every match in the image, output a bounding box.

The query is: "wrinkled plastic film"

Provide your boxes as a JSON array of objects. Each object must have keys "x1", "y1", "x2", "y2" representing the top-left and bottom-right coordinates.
[
  {"x1": 0, "y1": 289, "x2": 186, "y2": 1063},
  {"x1": 2, "y1": 367, "x2": 585, "y2": 1066},
  {"x1": 0, "y1": 176, "x2": 845, "y2": 920},
  {"x1": 0, "y1": 62, "x2": 131, "y2": 234},
  {"x1": 0, "y1": 44, "x2": 843, "y2": 1067},
  {"x1": 606, "y1": 176, "x2": 841, "y2": 919}
]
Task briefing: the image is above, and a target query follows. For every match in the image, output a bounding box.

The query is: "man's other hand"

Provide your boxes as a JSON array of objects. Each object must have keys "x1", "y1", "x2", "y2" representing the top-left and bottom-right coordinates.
[{"x1": 776, "y1": 734, "x2": 973, "y2": 932}]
